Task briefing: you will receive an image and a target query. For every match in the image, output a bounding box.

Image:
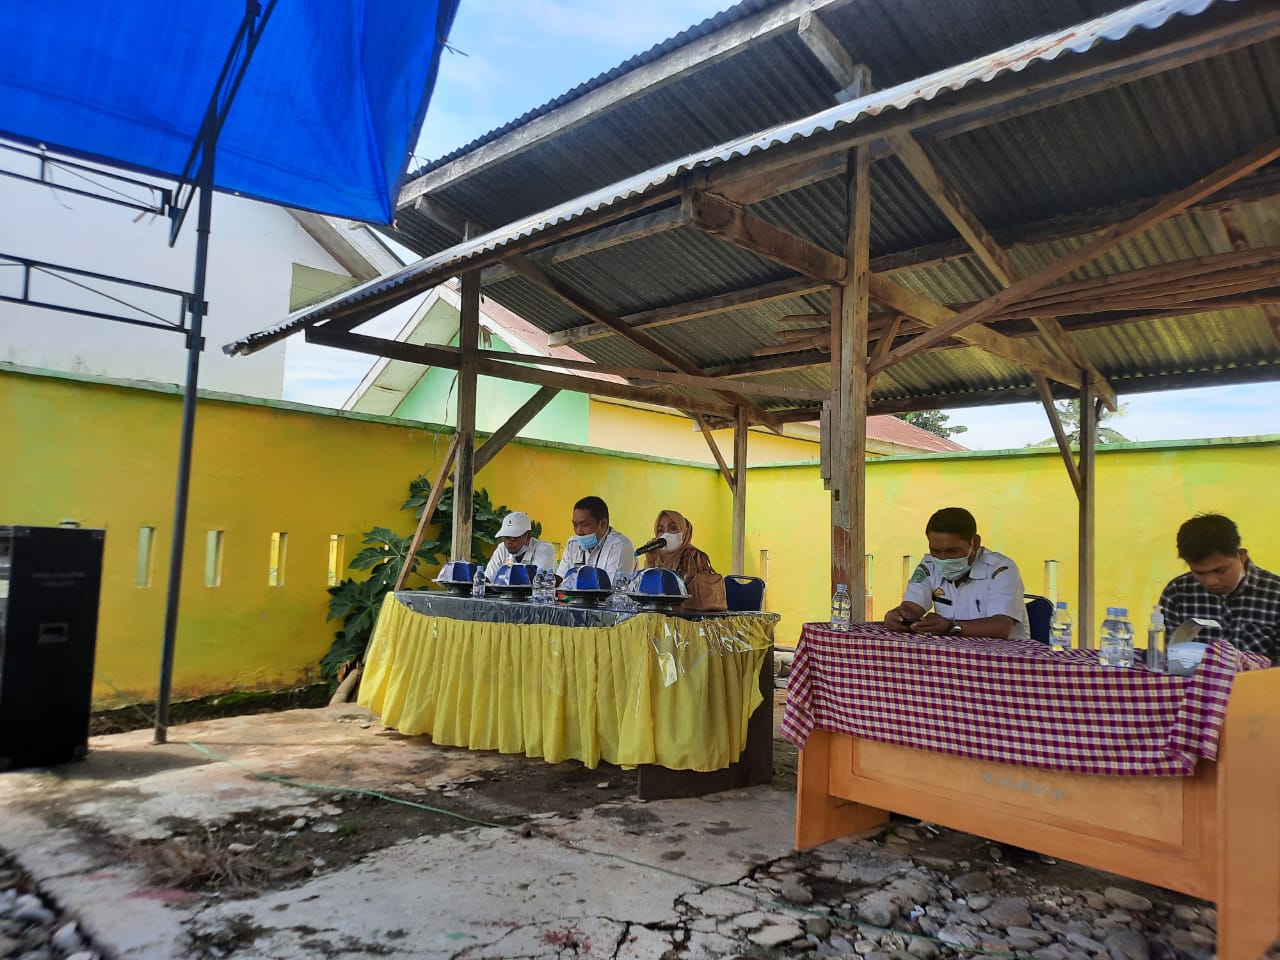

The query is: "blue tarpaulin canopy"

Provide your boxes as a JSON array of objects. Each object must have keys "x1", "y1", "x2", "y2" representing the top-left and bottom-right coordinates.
[{"x1": 0, "y1": 0, "x2": 462, "y2": 223}]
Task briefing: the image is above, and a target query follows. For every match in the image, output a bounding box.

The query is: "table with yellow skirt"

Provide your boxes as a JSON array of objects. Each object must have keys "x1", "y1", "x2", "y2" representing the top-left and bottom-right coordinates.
[{"x1": 357, "y1": 592, "x2": 779, "y2": 798}]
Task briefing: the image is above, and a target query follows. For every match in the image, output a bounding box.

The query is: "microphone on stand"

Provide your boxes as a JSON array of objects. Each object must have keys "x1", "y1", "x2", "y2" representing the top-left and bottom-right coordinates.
[{"x1": 634, "y1": 536, "x2": 666, "y2": 557}]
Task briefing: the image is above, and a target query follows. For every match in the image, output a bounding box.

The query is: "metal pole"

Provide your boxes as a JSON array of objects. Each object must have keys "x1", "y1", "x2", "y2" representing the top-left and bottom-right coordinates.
[{"x1": 154, "y1": 156, "x2": 214, "y2": 744}]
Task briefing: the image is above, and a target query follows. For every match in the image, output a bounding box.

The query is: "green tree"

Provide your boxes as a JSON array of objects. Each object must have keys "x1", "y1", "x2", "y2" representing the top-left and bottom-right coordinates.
[
  {"x1": 901, "y1": 410, "x2": 968, "y2": 439},
  {"x1": 1030, "y1": 399, "x2": 1129, "y2": 446}
]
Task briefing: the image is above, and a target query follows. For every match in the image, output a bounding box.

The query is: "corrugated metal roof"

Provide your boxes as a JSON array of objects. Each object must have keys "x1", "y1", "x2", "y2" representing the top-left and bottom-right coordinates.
[{"x1": 228, "y1": 0, "x2": 1280, "y2": 417}]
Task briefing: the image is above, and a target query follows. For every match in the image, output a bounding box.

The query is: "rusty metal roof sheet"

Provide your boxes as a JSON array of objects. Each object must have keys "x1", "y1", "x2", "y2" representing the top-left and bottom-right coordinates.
[{"x1": 227, "y1": 0, "x2": 1280, "y2": 416}]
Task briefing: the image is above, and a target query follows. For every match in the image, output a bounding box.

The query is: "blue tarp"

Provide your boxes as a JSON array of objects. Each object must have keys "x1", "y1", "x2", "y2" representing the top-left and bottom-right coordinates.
[{"x1": 0, "y1": 1, "x2": 461, "y2": 223}]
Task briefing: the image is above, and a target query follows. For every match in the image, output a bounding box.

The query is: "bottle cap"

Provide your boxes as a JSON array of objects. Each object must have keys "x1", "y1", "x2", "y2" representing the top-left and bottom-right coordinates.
[
  {"x1": 838, "y1": 583, "x2": 848, "y2": 590},
  {"x1": 1106, "y1": 606, "x2": 1127, "y2": 616},
  {"x1": 1055, "y1": 601, "x2": 1067, "y2": 609}
]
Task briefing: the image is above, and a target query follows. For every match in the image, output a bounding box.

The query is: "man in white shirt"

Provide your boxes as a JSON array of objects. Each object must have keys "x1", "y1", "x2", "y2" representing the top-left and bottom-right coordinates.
[
  {"x1": 885, "y1": 507, "x2": 1030, "y2": 640},
  {"x1": 484, "y1": 511, "x2": 557, "y2": 580},
  {"x1": 556, "y1": 495, "x2": 635, "y2": 581}
]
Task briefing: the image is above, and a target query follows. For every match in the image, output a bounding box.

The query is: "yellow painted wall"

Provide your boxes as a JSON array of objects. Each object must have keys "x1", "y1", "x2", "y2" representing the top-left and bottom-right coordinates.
[
  {"x1": 748, "y1": 439, "x2": 1280, "y2": 648},
  {"x1": 5, "y1": 365, "x2": 1276, "y2": 704},
  {"x1": 587, "y1": 399, "x2": 819, "y2": 466},
  {"x1": 1, "y1": 367, "x2": 728, "y2": 707}
]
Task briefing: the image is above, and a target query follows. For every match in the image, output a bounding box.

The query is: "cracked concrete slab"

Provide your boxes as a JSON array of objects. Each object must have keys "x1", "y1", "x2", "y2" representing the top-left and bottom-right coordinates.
[{"x1": 0, "y1": 707, "x2": 800, "y2": 959}]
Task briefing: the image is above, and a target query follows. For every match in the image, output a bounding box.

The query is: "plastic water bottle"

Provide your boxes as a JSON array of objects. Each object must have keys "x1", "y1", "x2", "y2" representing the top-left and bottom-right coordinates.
[
  {"x1": 1147, "y1": 606, "x2": 1167, "y2": 673},
  {"x1": 541, "y1": 568, "x2": 557, "y2": 603},
  {"x1": 830, "y1": 584, "x2": 853, "y2": 631},
  {"x1": 609, "y1": 570, "x2": 631, "y2": 611},
  {"x1": 1050, "y1": 601, "x2": 1072, "y2": 652},
  {"x1": 1099, "y1": 606, "x2": 1134, "y2": 668},
  {"x1": 471, "y1": 569, "x2": 486, "y2": 599}
]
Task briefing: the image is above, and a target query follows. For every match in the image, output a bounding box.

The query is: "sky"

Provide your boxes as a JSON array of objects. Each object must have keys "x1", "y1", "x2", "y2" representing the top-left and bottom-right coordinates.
[{"x1": 284, "y1": 0, "x2": 1280, "y2": 449}]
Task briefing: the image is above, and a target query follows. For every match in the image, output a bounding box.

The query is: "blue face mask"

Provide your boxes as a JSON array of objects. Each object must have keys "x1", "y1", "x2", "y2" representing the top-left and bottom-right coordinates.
[{"x1": 575, "y1": 532, "x2": 600, "y2": 551}]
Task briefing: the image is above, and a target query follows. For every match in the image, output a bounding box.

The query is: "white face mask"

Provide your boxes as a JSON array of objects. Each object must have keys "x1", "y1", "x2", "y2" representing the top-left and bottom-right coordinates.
[
  {"x1": 510, "y1": 543, "x2": 529, "y2": 559},
  {"x1": 659, "y1": 531, "x2": 682, "y2": 552},
  {"x1": 930, "y1": 552, "x2": 973, "y2": 581}
]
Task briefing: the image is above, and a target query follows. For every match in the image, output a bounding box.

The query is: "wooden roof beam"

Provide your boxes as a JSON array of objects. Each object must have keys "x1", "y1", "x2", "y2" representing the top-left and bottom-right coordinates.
[
  {"x1": 866, "y1": 274, "x2": 1080, "y2": 388},
  {"x1": 887, "y1": 131, "x2": 1117, "y2": 411},
  {"x1": 546, "y1": 276, "x2": 823, "y2": 347},
  {"x1": 686, "y1": 190, "x2": 846, "y2": 284},
  {"x1": 498, "y1": 253, "x2": 785, "y2": 431},
  {"x1": 686, "y1": 188, "x2": 1081, "y2": 389},
  {"x1": 304, "y1": 327, "x2": 739, "y2": 420},
  {"x1": 471, "y1": 345, "x2": 829, "y2": 401},
  {"x1": 869, "y1": 137, "x2": 1280, "y2": 377}
]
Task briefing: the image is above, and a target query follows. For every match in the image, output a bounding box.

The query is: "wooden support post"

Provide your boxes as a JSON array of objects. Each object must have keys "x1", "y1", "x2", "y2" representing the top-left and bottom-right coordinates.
[
  {"x1": 733, "y1": 406, "x2": 748, "y2": 575},
  {"x1": 394, "y1": 433, "x2": 461, "y2": 591},
  {"x1": 452, "y1": 271, "x2": 479, "y2": 559},
  {"x1": 474, "y1": 386, "x2": 559, "y2": 472},
  {"x1": 1077, "y1": 378, "x2": 1097, "y2": 648},
  {"x1": 833, "y1": 142, "x2": 871, "y2": 601}
]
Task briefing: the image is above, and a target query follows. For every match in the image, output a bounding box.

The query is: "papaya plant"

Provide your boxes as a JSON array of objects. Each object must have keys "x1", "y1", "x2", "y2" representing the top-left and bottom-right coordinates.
[{"x1": 321, "y1": 475, "x2": 518, "y2": 686}]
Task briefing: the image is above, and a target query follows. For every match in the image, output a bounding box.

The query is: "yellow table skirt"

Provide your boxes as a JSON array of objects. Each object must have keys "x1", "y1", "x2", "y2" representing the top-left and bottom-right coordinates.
[{"x1": 358, "y1": 593, "x2": 772, "y2": 771}]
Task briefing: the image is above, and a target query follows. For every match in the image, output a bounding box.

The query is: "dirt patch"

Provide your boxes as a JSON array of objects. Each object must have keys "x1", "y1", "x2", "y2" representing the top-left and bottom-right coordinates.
[
  {"x1": 90, "y1": 684, "x2": 332, "y2": 736},
  {"x1": 15, "y1": 748, "x2": 650, "y2": 901}
]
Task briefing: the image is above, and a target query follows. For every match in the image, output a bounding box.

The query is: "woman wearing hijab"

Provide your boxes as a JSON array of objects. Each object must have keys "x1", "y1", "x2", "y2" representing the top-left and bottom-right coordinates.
[{"x1": 645, "y1": 509, "x2": 727, "y2": 612}]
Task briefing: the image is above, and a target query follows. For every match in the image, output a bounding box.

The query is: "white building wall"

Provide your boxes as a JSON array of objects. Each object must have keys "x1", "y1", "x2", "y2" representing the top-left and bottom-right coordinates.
[{"x1": 0, "y1": 168, "x2": 351, "y2": 398}]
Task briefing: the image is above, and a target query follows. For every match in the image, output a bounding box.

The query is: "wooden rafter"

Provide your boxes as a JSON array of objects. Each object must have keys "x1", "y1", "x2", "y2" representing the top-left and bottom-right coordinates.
[
  {"x1": 498, "y1": 254, "x2": 785, "y2": 430},
  {"x1": 866, "y1": 274, "x2": 1080, "y2": 388},
  {"x1": 546, "y1": 276, "x2": 823, "y2": 347},
  {"x1": 865, "y1": 313, "x2": 903, "y2": 394},
  {"x1": 686, "y1": 190, "x2": 846, "y2": 284},
  {"x1": 685, "y1": 186, "x2": 1082, "y2": 389},
  {"x1": 470, "y1": 346, "x2": 829, "y2": 401},
  {"x1": 869, "y1": 138, "x2": 1280, "y2": 376},
  {"x1": 887, "y1": 131, "x2": 1117, "y2": 411},
  {"x1": 304, "y1": 327, "x2": 739, "y2": 420}
]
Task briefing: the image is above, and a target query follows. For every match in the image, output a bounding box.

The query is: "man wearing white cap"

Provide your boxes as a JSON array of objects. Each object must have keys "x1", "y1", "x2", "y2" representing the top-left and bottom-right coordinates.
[{"x1": 484, "y1": 511, "x2": 558, "y2": 581}]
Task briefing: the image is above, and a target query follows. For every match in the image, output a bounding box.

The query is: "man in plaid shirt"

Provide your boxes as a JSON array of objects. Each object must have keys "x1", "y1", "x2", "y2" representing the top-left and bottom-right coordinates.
[{"x1": 1159, "y1": 514, "x2": 1280, "y2": 664}]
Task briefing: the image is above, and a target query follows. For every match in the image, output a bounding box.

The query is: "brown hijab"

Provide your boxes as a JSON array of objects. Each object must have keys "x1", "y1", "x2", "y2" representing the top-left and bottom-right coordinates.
[
  {"x1": 645, "y1": 510, "x2": 715, "y2": 577},
  {"x1": 644, "y1": 509, "x2": 725, "y2": 611}
]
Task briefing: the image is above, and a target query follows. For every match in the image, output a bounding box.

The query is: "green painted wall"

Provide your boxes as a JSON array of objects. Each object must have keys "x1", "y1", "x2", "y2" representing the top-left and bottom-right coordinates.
[{"x1": 396, "y1": 323, "x2": 589, "y2": 444}]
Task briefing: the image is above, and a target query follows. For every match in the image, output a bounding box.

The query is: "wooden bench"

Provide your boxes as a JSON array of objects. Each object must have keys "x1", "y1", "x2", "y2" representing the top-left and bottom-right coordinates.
[{"x1": 794, "y1": 666, "x2": 1280, "y2": 960}]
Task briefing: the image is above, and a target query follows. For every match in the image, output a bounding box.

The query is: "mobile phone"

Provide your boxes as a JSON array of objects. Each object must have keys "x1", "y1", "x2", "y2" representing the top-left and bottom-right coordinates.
[{"x1": 899, "y1": 617, "x2": 919, "y2": 627}]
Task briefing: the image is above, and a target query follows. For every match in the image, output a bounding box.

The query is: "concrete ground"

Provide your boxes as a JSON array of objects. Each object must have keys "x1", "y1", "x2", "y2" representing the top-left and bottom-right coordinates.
[
  {"x1": 0, "y1": 705, "x2": 809, "y2": 960},
  {"x1": 0, "y1": 703, "x2": 1269, "y2": 960}
]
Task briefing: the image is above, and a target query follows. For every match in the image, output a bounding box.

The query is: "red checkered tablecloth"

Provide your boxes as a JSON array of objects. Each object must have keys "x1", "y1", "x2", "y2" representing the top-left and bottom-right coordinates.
[{"x1": 780, "y1": 622, "x2": 1270, "y2": 776}]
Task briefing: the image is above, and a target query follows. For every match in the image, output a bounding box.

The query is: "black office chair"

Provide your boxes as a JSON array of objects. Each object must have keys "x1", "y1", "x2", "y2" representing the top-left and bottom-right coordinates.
[
  {"x1": 1024, "y1": 594, "x2": 1054, "y2": 644},
  {"x1": 724, "y1": 575, "x2": 766, "y2": 612}
]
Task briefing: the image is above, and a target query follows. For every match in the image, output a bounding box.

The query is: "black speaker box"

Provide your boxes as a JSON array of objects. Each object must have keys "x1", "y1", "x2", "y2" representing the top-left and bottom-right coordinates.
[{"x1": 0, "y1": 525, "x2": 105, "y2": 769}]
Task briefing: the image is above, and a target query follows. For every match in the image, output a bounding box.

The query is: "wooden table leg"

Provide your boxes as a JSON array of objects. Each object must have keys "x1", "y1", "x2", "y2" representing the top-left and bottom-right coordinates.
[
  {"x1": 795, "y1": 728, "x2": 889, "y2": 850},
  {"x1": 1216, "y1": 668, "x2": 1280, "y2": 960}
]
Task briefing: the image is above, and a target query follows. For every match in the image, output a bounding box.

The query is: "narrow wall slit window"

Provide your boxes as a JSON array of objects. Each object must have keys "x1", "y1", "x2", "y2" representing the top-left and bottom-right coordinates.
[
  {"x1": 136, "y1": 525, "x2": 156, "y2": 587},
  {"x1": 269, "y1": 532, "x2": 288, "y2": 587},
  {"x1": 327, "y1": 534, "x2": 344, "y2": 587},
  {"x1": 205, "y1": 531, "x2": 224, "y2": 587}
]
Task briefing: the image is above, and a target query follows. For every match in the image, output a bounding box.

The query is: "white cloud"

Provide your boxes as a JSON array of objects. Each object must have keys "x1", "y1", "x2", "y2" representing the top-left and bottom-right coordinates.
[{"x1": 947, "y1": 382, "x2": 1280, "y2": 451}]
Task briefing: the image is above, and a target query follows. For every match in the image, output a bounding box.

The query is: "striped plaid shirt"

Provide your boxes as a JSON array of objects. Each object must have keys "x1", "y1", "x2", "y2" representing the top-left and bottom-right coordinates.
[{"x1": 1159, "y1": 561, "x2": 1280, "y2": 664}]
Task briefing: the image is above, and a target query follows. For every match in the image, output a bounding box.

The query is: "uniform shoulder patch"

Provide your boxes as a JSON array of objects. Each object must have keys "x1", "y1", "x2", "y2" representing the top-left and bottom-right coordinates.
[{"x1": 909, "y1": 563, "x2": 930, "y2": 584}]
